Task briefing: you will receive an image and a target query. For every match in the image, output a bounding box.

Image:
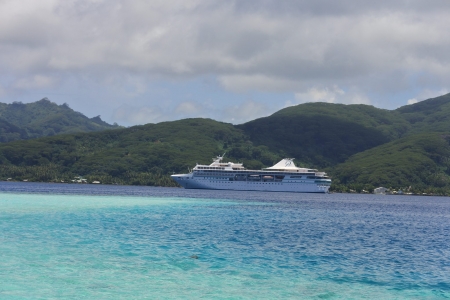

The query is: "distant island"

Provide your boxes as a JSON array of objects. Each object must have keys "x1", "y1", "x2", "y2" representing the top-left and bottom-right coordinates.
[
  {"x1": 0, "y1": 98, "x2": 119, "y2": 142},
  {"x1": 1, "y1": 94, "x2": 450, "y2": 195}
]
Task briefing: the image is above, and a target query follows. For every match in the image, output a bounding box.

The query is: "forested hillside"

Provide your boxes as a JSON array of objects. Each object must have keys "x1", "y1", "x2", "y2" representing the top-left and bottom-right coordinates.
[
  {"x1": 396, "y1": 93, "x2": 450, "y2": 134},
  {"x1": 0, "y1": 118, "x2": 279, "y2": 185},
  {"x1": 1, "y1": 93, "x2": 450, "y2": 194},
  {"x1": 0, "y1": 98, "x2": 119, "y2": 142},
  {"x1": 237, "y1": 104, "x2": 395, "y2": 168},
  {"x1": 330, "y1": 133, "x2": 450, "y2": 194}
]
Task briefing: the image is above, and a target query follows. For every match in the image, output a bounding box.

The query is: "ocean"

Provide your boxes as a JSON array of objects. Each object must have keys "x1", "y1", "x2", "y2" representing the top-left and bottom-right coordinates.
[{"x1": 0, "y1": 182, "x2": 449, "y2": 299}]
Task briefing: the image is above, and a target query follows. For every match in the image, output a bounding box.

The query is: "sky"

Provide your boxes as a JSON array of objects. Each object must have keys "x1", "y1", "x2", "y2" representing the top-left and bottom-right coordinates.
[{"x1": 1, "y1": 0, "x2": 450, "y2": 126}]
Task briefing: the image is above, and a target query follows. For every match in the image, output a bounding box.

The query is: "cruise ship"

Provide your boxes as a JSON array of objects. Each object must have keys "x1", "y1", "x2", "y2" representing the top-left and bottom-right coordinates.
[{"x1": 171, "y1": 155, "x2": 331, "y2": 193}]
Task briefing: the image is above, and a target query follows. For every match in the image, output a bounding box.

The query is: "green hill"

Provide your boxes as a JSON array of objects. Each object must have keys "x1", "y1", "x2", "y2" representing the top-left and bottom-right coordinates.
[
  {"x1": 2, "y1": 93, "x2": 450, "y2": 194},
  {"x1": 236, "y1": 103, "x2": 412, "y2": 168},
  {"x1": 318, "y1": 93, "x2": 450, "y2": 194},
  {"x1": 271, "y1": 102, "x2": 411, "y2": 139},
  {"x1": 0, "y1": 98, "x2": 119, "y2": 142},
  {"x1": 396, "y1": 93, "x2": 450, "y2": 134},
  {"x1": 0, "y1": 118, "x2": 28, "y2": 142},
  {"x1": 330, "y1": 133, "x2": 450, "y2": 194},
  {"x1": 0, "y1": 118, "x2": 280, "y2": 185}
]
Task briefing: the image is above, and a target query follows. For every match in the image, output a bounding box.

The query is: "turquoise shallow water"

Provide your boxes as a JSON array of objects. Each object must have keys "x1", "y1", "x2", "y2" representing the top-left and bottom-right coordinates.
[{"x1": 0, "y1": 182, "x2": 449, "y2": 299}]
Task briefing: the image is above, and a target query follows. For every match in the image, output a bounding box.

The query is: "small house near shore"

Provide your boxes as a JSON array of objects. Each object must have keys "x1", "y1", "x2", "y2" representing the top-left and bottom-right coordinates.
[{"x1": 374, "y1": 187, "x2": 388, "y2": 195}]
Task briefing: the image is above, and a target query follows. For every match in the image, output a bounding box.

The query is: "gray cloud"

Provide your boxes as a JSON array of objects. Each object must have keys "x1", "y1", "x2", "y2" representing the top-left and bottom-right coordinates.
[
  {"x1": 234, "y1": 0, "x2": 450, "y2": 16},
  {"x1": 1, "y1": 0, "x2": 449, "y2": 124}
]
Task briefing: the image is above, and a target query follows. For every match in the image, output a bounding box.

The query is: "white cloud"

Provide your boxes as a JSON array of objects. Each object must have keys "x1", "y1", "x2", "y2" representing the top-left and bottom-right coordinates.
[
  {"x1": 111, "y1": 99, "x2": 273, "y2": 126},
  {"x1": 112, "y1": 104, "x2": 164, "y2": 125},
  {"x1": 293, "y1": 85, "x2": 370, "y2": 106},
  {"x1": 175, "y1": 101, "x2": 202, "y2": 115},
  {"x1": 2, "y1": 1, "x2": 450, "y2": 84},
  {"x1": 295, "y1": 86, "x2": 344, "y2": 103},
  {"x1": 0, "y1": 0, "x2": 450, "y2": 124},
  {"x1": 221, "y1": 100, "x2": 272, "y2": 124},
  {"x1": 406, "y1": 88, "x2": 449, "y2": 105},
  {"x1": 13, "y1": 75, "x2": 55, "y2": 90},
  {"x1": 407, "y1": 98, "x2": 418, "y2": 105}
]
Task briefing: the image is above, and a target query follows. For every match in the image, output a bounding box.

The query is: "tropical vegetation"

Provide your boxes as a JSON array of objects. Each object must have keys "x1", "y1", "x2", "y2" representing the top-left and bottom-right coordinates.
[{"x1": 1, "y1": 94, "x2": 450, "y2": 195}]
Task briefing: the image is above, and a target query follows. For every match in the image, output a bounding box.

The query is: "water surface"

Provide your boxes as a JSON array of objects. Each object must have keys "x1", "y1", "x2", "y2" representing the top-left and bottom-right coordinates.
[{"x1": 1, "y1": 182, "x2": 449, "y2": 299}]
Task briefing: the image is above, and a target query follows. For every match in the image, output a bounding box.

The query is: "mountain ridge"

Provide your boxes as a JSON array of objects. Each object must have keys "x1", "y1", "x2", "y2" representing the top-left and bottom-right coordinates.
[
  {"x1": 0, "y1": 98, "x2": 119, "y2": 142},
  {"x1": 1, "y1": 93, "x2": 450, "y2": 194}
]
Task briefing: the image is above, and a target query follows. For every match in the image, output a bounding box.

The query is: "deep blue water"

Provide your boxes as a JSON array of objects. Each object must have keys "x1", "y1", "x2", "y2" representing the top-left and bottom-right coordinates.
[{"x1": 0, "y1": 182, "x2": 449, "y2": 299}]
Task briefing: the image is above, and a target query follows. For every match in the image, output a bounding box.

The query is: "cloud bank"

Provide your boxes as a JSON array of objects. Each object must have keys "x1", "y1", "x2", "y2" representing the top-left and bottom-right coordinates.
[{"x1": 1, "y1": 0, "x2": 449, "y2": 124}]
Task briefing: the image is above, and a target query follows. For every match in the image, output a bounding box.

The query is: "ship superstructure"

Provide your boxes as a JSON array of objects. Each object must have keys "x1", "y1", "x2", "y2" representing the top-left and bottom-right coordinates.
[{"x1": 171, "y1": 155, "x2": 331, "y2": 193}]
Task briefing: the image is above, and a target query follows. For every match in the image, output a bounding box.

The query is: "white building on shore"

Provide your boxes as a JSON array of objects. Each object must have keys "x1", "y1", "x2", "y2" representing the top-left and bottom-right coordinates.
[{"x1": 374, "y1": 187, "x2": 388, "y2": 195}]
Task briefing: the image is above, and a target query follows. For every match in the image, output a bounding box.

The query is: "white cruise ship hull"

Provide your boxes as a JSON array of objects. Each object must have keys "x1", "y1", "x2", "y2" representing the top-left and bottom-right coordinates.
[
  {"x1": 171, "y1": 157, "x2": 331, "y2": 193},
  {"x1": 171, "y1": 175, "x2": 330, "y2": 193}
]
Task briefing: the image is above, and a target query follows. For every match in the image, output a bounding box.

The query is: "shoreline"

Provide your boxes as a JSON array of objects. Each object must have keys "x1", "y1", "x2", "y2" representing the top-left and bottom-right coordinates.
[{"x1": 2, "y1": 180, "x2": 449, "y2": 197}]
